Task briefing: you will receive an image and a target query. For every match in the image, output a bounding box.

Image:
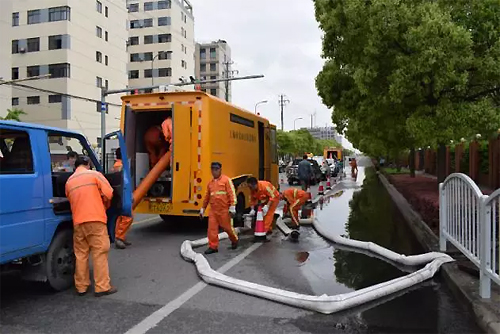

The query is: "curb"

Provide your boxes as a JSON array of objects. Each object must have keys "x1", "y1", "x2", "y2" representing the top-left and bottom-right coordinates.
[{"x1": 378, "y1": 171, "x2": 500, "y2": 334}]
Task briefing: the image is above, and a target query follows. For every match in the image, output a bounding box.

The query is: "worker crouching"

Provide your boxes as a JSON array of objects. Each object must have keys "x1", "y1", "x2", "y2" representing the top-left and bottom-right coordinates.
[
  {"x1": 65, "y1": 156, "x2": 117, "y2": 297},
  {"x1": 247, "y1": 177, "x2": 279, "y2": 234},
  {"x1": 200, "y1": 162, "x2": 239, "y2": 255},
  {"x1": 281, "y1": 188, "x2": 311, "y2": 230}
]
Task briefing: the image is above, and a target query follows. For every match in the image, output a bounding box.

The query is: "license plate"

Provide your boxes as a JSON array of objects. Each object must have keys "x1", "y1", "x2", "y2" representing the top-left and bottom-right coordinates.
[{"x1": 149, "y1": 201, "x2": 172, "y2": 213}]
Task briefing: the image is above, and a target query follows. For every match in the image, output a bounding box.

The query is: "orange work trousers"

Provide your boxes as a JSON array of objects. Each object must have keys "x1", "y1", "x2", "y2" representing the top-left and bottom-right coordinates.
[
  {"x1": 289, "y1": 198, "x2": 309, "y2": 227},
  {"x1": 73, "y1": 222, "x2": 111, "y2": 293},
  {"x1": 115, "y1": 216, "x2": 133, "y2": 241},
  {"x1": 208, "y1": 210, "x2": 238, "y2": 249},
  {"x1": 263, "y1": 199, "x2": 279, "y2": 232}
]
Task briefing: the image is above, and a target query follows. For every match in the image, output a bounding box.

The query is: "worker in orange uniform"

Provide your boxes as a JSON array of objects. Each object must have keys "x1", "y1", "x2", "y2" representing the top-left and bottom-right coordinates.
[
  {"x1": 161, "y1": 116, "x2": 172, "y2": 147},
  {"x1": 112, "y1": 148, "x2": 133, "y2": 249},
  {"x1": 247, "y1": 177, "x2": 279, "y2": 234},
  {"x1": 144, "y1": 126, "x2": 168, "y2": 168},
  {"x1": 65, "y1": 156, "x2": 117, "y2": 297},
  {"x1": 349, "y1": 158, "x2": 358, "y2": 175},
  {"x1": 200, "y1": 162, "x2": 239, "y2": 254},
  {"x1": 281, "y1": 188, "x2": 311, "y2": 228}
]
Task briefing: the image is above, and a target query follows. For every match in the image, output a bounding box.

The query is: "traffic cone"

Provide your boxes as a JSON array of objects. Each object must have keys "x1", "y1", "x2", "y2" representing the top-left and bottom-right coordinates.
[
  {"x1": 254, "y1": 206, "x2": 267, "y2": 242},
  {"x1": 326, "y1": 179, "x2": 332, "y2": 190},
  {"x1": 318, "y1": 182, "x2": 324, "y2": 195}
]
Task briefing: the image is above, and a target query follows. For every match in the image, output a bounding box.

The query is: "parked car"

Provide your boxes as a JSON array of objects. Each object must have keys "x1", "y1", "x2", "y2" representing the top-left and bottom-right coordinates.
[
  {"x1": 325, "y1": 158, "x2": 340, "y2": 177},
  {"x1": 287, "y1": 158, "x2": 323, "y2": 185}
]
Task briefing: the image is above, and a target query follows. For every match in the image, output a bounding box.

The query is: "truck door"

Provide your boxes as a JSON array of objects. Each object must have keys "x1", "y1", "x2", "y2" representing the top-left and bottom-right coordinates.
[
  {"x1": 171, "y1": 104, "x2": 192, "y2": 202},
  {"x1": 102, "y1": 131, "x2": 133, "y2": 242},
  {"x1": 258, "y1": 122, "x2": 265, "y2": 180},
  {"x1": 0, "y1": 127, "x2": 45, "y2": 258}
]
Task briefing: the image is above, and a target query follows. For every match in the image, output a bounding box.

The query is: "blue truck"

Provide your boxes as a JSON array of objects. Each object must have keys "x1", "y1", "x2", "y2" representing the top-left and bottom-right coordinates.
[{"x1": 0, "y1": 121, "x2": 132, "y2": 290}]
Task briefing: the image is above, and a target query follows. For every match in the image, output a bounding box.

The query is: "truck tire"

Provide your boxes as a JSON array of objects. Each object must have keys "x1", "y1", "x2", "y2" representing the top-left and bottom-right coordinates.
[
  {"x1": 288, "y1": 180, "x2": 294, "y2": 186},
  {"x1": 233, "y1": 193, "x2": 246, "y2": 227},
  {"x1": 46, "y1": 228, "x2": 75, "y2": 291},
  {"x1": 160, "y1": 215, "x2": 169, "y2": 223}
]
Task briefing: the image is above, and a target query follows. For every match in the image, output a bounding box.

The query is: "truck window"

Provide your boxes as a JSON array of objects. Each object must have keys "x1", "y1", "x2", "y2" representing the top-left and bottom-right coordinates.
[
  {"x1": 0, "y1": 129, "x2": 34, "y2": 174},
  {"x1": 48, "y1": 134, "x2": 91, "y2": 173},
  {"x1": 270, "y1": 128, "x2": 278, "y2": 164}
]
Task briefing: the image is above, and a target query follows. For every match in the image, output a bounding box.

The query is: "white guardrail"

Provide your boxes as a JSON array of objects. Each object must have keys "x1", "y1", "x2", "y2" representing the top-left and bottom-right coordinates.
[{"x1": 439, "y1": 173, "x2": 500, "y2": 298}]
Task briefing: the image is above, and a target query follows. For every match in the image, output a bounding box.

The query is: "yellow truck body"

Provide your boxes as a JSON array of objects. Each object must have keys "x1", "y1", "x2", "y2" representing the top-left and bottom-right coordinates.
[
  {"x1": 324, "y1": 147, "x2": 342, "y2": 161},
  {"x1": 120, "y1": 91, "x2": 278, "y2": 220}
]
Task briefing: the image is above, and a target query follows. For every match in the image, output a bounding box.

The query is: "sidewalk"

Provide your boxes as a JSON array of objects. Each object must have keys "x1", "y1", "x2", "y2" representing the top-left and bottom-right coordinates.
[{"x1": 378, "y1": 171, "x2": 500, "y2": 334}]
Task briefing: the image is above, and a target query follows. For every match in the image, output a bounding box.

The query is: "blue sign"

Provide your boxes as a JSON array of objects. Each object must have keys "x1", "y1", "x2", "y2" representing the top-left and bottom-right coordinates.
[{"x1": 101, "y1": 102, "x2": 107, "y2": 112}]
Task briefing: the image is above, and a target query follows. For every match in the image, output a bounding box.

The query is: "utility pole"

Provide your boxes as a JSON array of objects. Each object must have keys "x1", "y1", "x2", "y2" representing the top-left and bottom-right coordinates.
[
  {"x1": 309, "y1": 112, "x2": 316, "y2": 128},
  {"x1": 278, "y1": 94, "x2": 290, "y2": 131},
  {"x1": 222, "y1": 60, "x2": 238, "y2": 102}
]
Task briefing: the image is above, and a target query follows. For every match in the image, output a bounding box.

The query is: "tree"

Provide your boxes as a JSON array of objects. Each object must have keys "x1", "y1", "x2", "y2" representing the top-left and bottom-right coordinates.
[
  {"x1": 276, "y1": 129, "x2": 342, "y2": 158},
  {"x1": 0, "y1": 108, "x2": 26, "y2": 121},
  {"x1": 315, "y1": 0, "x2": 500, "y2": 169}
]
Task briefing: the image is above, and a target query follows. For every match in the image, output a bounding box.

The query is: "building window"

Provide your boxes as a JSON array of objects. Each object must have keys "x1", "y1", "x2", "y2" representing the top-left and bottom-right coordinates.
[
  {"x1": 144, "y1": 2, "x2": 153, "y2": 11},
  {"x1": 143, "y1": 18, "x2": 153, "y2": 27},
  {"x1": 96, "y1": 76, "x2": 102, "y2": 88},
  {"x1": 144, "y1": 69, "x2": 153, "y2": 78},
  {"x1": 49, "y1": 94, "x2": 62, "y2": 103},
  {"x1": 105, "y1": 79, "x2": 109, "y2": 89},
  {"x1": 158, "y1": 16, "x2": 171, "y2": 26},
  {"x1": 158, "y1": 68, "x2": 172, "y2": 77},
  {"x1": 96, "y1": 26, "x2": 102, "y2": 38},
  {"x1": 210, "y1": 63, "x2": 216, "y2": 71},
  {"x1": 200, "y1": 63, "x2": 206, "y2": 72},
  {"x1": 105, "y1": 55, "x2": 108, "y2": 66},
  {"x1": 12, "y1": 67, "x2": 19, "y2": 80},
  {"x1": 96, "y1": 0, "x2": 102, "y2": 13},
  {"x1": 129, "y1": 36, "x2": 139, "y2": 45},
  {"x1": 129, "y1": 70, "x2": 139, "y2": 79},
  {"x1": 144, "y1": 35, "x2": 154, "y2": 44},
  {"x1": 128, "y1": 3, "x2": 139, "y2": 12},
  {"x1": 105, "y1": 31, "x2": 108, "y2": 41},
  {"x1": 200, "y1": 48, "x2": 206, "y2": 59},
  {"x1": 28, "y1": 10, "x2": 41, "y2": 24},
  {"x1": 158, "y1": 34, "x2": 171, "y2": 43},
  {"x1": 210, "y1": 75, "x2": 216, "y2": 80},
  {"x1": 144, "y1": 52, "x2": 153, "y2": 61},
  {"x1": 158, "y1": 51, "x2": 172, "y2": 60},
  {"x1": 105, "y1": 6, "x2": 108, "y2": 17},
  {"x1": 12, "y1": 40, "x2": 19, "y2": 54},
  {"x1": 158, "y1": 1, "x2": 171, "y2": 9},
  {"x1": 27, "y1": 96, "x2": 40, "y2": 105},
  {"x1": 181, "y1": 27, "x2": 184, "y2": 37},
  {"x1": 12, "y1": 12, "x2": 19, "y2": 26},
  {"x1": 49, "y1": 63, "x2": 70, "y2": 78},
  {"x1": 130, "y1": 53, "x2": 141, "y2": 62},
  {"x1": 49, "y1": 6, "x2": 70, "y2": 22},
  {"x1": 27, "y1": 65, "x2": 40, "y2": 78},
  {"x1": 210, "y1": 89, "x2": 217, "y2": 96},
  {"x1": 130, "y1": 20, "x2": 140, "y2": 29},
  {"x1": 181, "y1": 60, "x2": 186, "y2": 68},
  {"x1": 12, "y1": 97, "x2": 19, "y2": 106},
  {"x1": 96, "y1": 51, "x2": 102, "y2": 63},
  {"x1": 49, "y1": 35, "x2": 63, "y2": 50},
  {"x1": 210, "y1": 48, "x2": 216, "y2": 59},
  {"x1": 27, "y1": 38, "x2": 40, "y2": 52}
]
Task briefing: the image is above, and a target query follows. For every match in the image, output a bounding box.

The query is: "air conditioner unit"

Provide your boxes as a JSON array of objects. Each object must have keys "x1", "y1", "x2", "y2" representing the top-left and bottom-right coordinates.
[{"x1": 19, "y1": 47, "x2": 26, "y2": 53}]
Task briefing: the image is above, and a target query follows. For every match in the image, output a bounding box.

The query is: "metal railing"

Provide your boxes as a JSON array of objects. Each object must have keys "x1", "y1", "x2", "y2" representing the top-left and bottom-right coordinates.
[{"x1": 440, "y1": 173, "x2": 500, "y2": 298}]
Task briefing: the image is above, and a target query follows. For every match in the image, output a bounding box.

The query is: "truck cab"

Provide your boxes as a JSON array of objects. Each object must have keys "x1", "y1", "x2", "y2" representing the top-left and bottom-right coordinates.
[{"x1": 0, "y1": 121, "x2": 132, "y2": 291}]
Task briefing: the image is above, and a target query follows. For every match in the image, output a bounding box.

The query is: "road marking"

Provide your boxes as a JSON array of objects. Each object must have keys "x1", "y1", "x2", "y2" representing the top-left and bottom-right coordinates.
[
  {"x1": 133, "y1": 216, "x2": 162, "y2": 225},
  {"x1": 124, "y1": 241, "x2": 263, "y2": 334}
]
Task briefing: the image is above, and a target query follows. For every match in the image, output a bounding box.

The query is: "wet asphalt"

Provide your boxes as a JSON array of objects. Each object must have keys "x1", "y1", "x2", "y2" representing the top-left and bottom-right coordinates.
[{"x1": 0, "y1": 158, "x2": 483, "y2": 334}]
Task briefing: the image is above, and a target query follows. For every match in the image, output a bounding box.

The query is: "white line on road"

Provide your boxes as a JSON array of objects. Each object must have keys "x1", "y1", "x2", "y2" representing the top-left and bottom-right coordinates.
[
  {"x1": 133, "y1": 216, "x2": 162, "y2": 225},
  {"x1": 124, "y1": 242, "x2": 263, "y2": 334}
]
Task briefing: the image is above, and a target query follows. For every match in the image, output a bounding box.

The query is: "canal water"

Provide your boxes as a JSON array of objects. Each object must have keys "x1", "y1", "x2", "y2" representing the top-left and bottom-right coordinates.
[{"x1": 279, "y1": 164, "x2": 482, "y2": 333}]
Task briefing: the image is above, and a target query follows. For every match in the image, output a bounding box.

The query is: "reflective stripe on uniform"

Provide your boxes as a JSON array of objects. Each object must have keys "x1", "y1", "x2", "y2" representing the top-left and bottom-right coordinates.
[
  {"x1": 211, "y1": 191, "x2": 227, "y2": 196},
  {"x1": 228, "y1": 180, "x2": 237, "y2": 206},
  {"x1": 67, "y1": 182, "x2": 99, "y2": 195},
  {"x1": 266, "y1": 186, "x2": 276, "y2": 199}
]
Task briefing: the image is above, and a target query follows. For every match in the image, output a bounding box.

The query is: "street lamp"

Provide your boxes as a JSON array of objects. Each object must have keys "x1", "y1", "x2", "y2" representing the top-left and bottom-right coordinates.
[
  {"x1": 151, "y1": 51, "x2": 165, "y2": 86},
  {"x1": 254, "y1": 100, "x2": 268, "y2": 114},
  {"x1": 294, "y1": 117, "x2": 303, "y2": 130}
]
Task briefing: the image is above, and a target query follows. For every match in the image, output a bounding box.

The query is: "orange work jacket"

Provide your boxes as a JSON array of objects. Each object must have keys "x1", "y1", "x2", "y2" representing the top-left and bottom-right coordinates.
[{"x1": 202, "y1": 175, "x2": 237, "y2": 210}]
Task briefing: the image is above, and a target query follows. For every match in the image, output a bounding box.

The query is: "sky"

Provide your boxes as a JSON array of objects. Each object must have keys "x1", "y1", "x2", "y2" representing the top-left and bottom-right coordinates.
[{"x1": 189, "y1": 0, "x2": 337, "y2": 134}]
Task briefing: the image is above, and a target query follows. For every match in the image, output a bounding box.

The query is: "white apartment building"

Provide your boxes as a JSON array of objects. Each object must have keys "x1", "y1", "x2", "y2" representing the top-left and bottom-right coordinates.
[
  {"x1": 126, "y1": 0, "x2": 195, "y2": 91},
  {"x1": 0, "y1": 1, "x2": 13, "y2": 117},
  {"x1": 195, "y1": 40, "x2": 232, "y2": 101},
  {"x1": 306, "y1": 126, "x2": 343, "y2": 144},
  {"x1": 9, "y1": 0, "x2": 129, "y2": 144}
]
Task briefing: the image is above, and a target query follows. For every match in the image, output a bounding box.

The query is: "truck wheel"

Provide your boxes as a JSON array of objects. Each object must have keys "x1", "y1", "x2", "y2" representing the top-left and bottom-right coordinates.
[
  {"x1": 160, "y1": 215, "x2": 169, "y2": 223},
  {"x1": 288, "y1": 180, "x2": 294, "y2": 186},
  {"x1": 233, "y1": 193, "x2": 246, "y2": 227},
  {"x1": 46, "y1": 228, "x2": 75, "y2": 291}
]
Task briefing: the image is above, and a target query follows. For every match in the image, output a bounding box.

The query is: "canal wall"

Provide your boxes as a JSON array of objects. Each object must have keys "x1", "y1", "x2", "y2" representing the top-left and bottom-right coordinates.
[{"x1": 378, "y1": 171, "x2": 500, "y2": 334}]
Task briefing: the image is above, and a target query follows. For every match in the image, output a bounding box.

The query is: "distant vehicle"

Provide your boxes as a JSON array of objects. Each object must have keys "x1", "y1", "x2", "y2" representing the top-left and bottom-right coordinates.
[
  {"x1": 322, "y1": 159, "x2": 339, "y2": 178},
  {"x1": 324, "y1": 147, "x2": 342, "y2": 161},
  {"x1": 0, "y1": 121, "x2": 132, "y2": 291},
  {"x1": 286, "y1": 158, "x2": 322, "y2": 185}
]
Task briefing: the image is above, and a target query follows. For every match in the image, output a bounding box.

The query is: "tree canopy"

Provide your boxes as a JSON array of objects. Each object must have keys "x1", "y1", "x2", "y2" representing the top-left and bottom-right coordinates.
[
  {"x1": 0, "y1": 108, "x2": 26, "y2": 121},
  {"x1": 277, "y1": 129, "x2": 342, "y2": 157},
  {"x1": 315, "y1": 0, "x2": 500, "y2": 157}
]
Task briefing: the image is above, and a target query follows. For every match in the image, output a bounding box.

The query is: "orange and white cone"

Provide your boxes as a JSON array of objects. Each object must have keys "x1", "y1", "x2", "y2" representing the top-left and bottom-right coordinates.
[
  {"x1": 318, "y1": 182, "x2": 324, "y2": 195},
  {"x1": 254, "y1": 206, "x2": 267, "y2": 241}
]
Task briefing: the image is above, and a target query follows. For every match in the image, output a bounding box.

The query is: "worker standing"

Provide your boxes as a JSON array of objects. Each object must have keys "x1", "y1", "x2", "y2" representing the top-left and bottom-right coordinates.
[
  {"x1": 112, "y1": 148, "x2": 133, "y2": 249},
  {"x1": 161, "y1": 116, "x2": 172, "y2": 148},
  {"x1": 200, "y1": 162, "x2": 239, "y2": 255},
  {"x1": 298, "y1": 155, "x2": 313, "y2": 191},
  {"x1": 247, "y1": 177, "x2": 279, "y2": 234},
  {"x1": 65, "y1": 156, "x2": 117, "y2": 297},
  {"x1": 144, "y1": 126, "x2": 168, "y2": 168},
  {"x1": 350, "y1": 158, "x2": 358, "y2": 175},
  {"x1": 281, "y1": 188, "x2": 311, "y2": 228}
]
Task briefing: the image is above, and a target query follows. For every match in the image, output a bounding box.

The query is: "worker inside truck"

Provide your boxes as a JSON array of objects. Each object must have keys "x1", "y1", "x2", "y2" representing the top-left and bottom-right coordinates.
[{"x1": 133, "y1": 109, "x2": 173, "y2": 199}]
